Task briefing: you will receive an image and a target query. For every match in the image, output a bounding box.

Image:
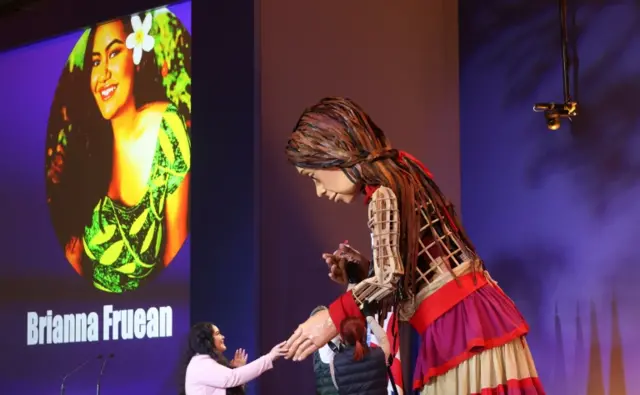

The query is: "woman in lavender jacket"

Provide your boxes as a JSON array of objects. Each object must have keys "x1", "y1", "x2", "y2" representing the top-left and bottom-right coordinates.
[{"x1": 181, "y1": 322, "x2": 288, "y2": 395}]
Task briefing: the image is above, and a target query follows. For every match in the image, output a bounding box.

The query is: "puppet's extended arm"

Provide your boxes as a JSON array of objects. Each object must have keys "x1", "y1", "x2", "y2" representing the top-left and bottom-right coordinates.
[
  {"x1": 285, "y1": 187, "x2": 404, "y2": 362},
  {"x1": 328, "y1": 187, "x2": 403, "y2": 327},
  {"x1": 353, "y1": 187, "x2": 403, "y2": 305}
]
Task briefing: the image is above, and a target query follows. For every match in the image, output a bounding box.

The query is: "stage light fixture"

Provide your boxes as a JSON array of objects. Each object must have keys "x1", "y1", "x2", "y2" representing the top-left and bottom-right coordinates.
[
  {"x1": 533, "y1": 101, "x2": 578, "y2": 131},
  {"x1": 532, "y1": 0, "x2": 579, "y2": 131}
]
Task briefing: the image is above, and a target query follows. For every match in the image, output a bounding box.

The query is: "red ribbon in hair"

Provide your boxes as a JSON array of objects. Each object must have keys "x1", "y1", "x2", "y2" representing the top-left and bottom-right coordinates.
[
  {"x1": 364, "y1": 150, "x2": 458, "y2": 232},
  {"x1": 398, "y1": 150, "x2": 433, "y2": 179},
  {"x1": 364, "y1": 150, "x2": 433, "y2": 201}
]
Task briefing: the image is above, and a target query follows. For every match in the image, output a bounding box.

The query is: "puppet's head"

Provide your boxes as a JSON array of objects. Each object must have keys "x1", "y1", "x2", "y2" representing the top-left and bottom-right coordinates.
[
  {"x1": 286, "y1": 97, "x2": 472, "y2": 295},
  {"x1": 286, "y1": 97, "x2": 401, "y2": 204}
]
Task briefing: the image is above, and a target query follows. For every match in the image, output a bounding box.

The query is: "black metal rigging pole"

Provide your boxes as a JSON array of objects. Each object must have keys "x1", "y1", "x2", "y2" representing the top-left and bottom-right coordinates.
[{"x1": 533, "y1": 0, "x2": 578, "y2": 131}]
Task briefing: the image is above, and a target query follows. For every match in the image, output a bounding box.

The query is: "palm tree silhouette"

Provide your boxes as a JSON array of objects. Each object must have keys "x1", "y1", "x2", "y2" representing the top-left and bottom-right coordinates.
[
  {"x1": 553, "y1": 303, "x2": 567, "y2": 394},
  {"x1": 573, "y1": 302, "x2": 586, "y2": 395},
  {"x1": 586, "y1": 301, "x2": 604, "y2": 395},
  {"x1": 608, "y1": 293, "x2": 627, "y2": 395}
]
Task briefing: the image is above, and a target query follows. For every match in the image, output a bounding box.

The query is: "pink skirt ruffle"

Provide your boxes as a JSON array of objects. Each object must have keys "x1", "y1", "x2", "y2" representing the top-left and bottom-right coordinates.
[{"x1": 413, "y1": 283, "x2": 542, "y2": 393}]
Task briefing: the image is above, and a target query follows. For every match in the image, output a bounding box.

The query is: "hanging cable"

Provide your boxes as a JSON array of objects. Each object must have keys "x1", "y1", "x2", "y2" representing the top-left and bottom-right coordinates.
[{"x1": 533, "y1": 0, "x2": 579, "y2": 131}]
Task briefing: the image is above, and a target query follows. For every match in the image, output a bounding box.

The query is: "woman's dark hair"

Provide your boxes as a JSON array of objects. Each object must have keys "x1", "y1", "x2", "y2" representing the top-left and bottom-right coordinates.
[
  {"x1": 285, "y1": 97, "x2": 479, "y2": 300},
  {"x1": 45, "y1": 12, "x2": 192, "y2": 256},
  {"x1": 339, "y1": 316, "x2": 369, "y2": 361},
  {"x1": 178, "y1": 322, "x2": 245, "y2": 395}
]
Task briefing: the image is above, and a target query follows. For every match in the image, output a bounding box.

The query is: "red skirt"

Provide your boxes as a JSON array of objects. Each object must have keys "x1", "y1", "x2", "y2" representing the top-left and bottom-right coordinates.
[{"x1": 412, "y1": 281, "x2": 545, "y2": 395}]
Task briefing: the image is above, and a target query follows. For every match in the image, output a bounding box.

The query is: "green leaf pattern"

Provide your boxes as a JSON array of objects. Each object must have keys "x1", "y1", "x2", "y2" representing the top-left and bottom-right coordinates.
[
  {"x1": 100, "y1": 240, "x2": 124, "y2": 265},
  {"x1": 90, "y1": 222, "x2": 116, "y2": 245},
  {"x1": 67, "y1": 29, "x2": 91, "y2": 73},
  {"x1": 151, "y1": 11, "x2": 192, "y2": 115},
  {"x1": 83, "y1": 104, "x2": 190, "y2": 293},
  {"x1": 129, "y1": 208, "x2": 149, "y2": 236}
]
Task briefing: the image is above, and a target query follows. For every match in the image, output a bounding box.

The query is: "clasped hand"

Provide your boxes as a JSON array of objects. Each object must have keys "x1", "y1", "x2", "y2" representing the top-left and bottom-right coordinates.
[
  {"x1": 283, "y1": 242, "x2": 370, "y2": 362},
  {"x1": 322, "y1": 241, "x2": 370, "y2": 285},
  {"x1": 284, "y1": 307, "x2": 336, "y2": 361}
]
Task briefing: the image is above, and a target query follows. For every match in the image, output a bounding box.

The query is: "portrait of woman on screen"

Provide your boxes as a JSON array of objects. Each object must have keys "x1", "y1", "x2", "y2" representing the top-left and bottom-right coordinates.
[{"x1": 45, "y1": 8, "x2": 192, "y2": 293}]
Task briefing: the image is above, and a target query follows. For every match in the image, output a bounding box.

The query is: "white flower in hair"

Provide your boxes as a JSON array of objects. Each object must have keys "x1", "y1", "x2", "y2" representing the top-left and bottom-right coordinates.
[{"x1": 126, "y1": 13, "x2": 155, "y2": 65}]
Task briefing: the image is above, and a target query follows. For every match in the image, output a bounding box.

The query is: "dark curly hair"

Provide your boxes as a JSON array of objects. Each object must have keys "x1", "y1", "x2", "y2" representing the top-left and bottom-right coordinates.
[
  {"x1": 178, "y1": 322, "x2": 245, "y2": 395},
  {"x1": 45, "y1": 10, "x2": 192, "y2": 264}
]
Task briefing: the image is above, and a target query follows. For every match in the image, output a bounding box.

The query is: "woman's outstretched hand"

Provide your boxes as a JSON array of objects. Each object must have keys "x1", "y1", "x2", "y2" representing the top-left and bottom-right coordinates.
[
  {"x1": 268, "y1": 341, "x2": 289, "y2": 361},
  {"x1": 322, "y1": 241, "x2": 370, "y2": 285},
  {"x1": 230, "y1": 348, "x2": 248, "y2": 367},
  {"x1": 285, "y1": 307, "x2": 338, "y2": 362}
]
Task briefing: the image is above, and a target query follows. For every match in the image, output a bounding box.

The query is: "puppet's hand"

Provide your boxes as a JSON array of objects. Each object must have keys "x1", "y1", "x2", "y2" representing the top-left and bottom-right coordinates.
[
  {"x1": 322, "y1": 242, "x2": 371, "y2": 285},
  {"x1": 285, "y1": 308, "x2": 337, "y2": 361},
  {"x1": 321, "y1": 251, "x2": 348, "y2": 285}
]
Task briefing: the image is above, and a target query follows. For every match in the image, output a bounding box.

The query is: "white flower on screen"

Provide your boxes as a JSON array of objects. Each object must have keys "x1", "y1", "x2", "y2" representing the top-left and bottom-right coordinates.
[{"x1": 126, "y1": 13, "x2": 155, "y2": 65}]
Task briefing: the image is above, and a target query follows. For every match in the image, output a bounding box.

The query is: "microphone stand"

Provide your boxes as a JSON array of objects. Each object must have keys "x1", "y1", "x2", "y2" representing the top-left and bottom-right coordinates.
[
  {"x1": 96, "y1": 353, "x2": 114, "y2": 395},
  {"x1": 60, "y1": 355, "x2": 102, "y2": 395}
]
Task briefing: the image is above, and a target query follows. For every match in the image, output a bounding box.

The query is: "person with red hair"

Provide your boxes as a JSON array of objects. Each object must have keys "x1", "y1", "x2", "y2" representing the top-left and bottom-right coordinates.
[{"x1": 329, "y1": 316, "x2": 389, "y2": 395}]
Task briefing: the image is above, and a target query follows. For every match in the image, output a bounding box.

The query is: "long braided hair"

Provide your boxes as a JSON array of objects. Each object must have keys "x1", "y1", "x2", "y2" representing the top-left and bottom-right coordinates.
[{"x1": 285, "y1": 97, "x2": 478, "y2": 297}]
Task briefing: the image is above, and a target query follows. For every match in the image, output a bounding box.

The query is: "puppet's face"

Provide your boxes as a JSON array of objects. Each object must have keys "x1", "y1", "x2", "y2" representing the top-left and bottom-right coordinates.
[
  {"x1": 297, "y1": 167, "x2": 358, "y2": 203},
  {"x1": 212, "y1": 325, "x2": 226, "y2": 352}
]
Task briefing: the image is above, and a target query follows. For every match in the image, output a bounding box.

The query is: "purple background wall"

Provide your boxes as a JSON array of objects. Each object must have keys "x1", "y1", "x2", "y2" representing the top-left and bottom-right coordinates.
[{"x1": 460, "y1": 1, "x2": 640, "y2": 393}]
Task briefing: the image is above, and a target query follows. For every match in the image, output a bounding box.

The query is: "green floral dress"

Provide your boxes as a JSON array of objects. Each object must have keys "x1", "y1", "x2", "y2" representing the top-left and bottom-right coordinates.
[{"x1": 82, "y1": 104, "x2": 190, "y2": 293}]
